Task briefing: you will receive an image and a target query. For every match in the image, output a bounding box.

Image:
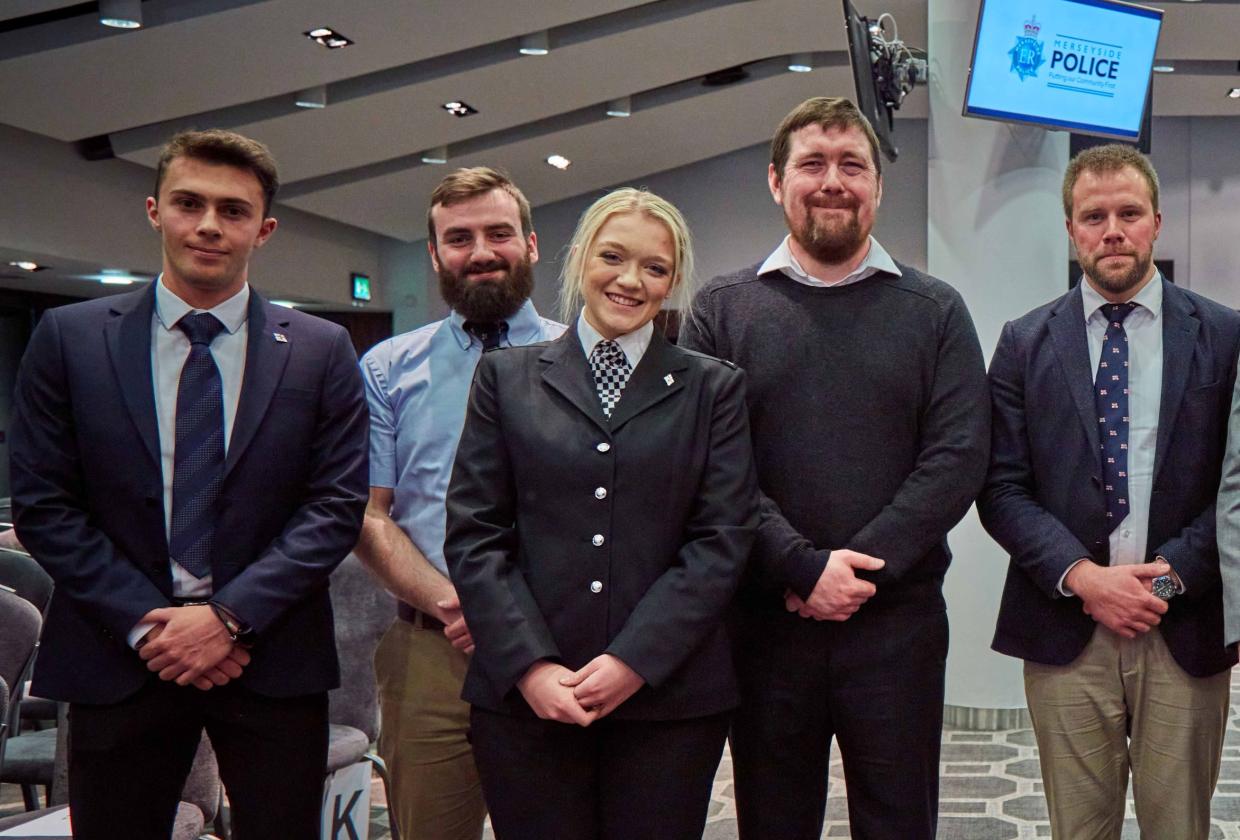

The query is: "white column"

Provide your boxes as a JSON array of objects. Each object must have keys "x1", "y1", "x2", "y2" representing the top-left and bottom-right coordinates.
[{"x1": 927, "y1": 0, "x2": 1070, "y2": 720}]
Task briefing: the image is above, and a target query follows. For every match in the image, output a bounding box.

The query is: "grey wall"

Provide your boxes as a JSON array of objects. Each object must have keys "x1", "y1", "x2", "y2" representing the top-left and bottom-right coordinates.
[{"x1": 0, "y1": 122, "x2": 394, "y2": 309}]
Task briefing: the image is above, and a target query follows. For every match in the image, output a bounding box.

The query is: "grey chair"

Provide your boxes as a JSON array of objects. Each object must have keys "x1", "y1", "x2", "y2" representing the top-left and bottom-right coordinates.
[
  {"x1": 0, "y1": 586, "x2": 42, "y2": 807},
  {"x1": 0, "y1": 550, "x2": 57, "y2": 731},
  {"x1": 327, "y1": 553, "x2": 399, "y2": 839},
  {"x1": 0, "y1": 549, "x2": 51, "y2": 616},
  {"x1": 0, "y1": 731, "x2": 222, "y2": 839},
  {"x1": 0, "y1": 675, "x2": 9, "y2": 770}
]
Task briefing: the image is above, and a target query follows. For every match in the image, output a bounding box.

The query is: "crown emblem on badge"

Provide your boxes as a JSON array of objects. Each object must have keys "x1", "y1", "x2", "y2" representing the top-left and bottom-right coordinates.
[{"x1": 1023, "y1": 16, "x2": 1041, "y2": 37}]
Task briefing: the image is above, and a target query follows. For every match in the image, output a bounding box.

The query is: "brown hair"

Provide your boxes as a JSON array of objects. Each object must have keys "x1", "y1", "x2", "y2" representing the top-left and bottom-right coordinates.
[
  {"x1": 770, "y1": 97, "x2": 883, "y2": 180},
  {"x1": 154, "y1": 129, "x2": 279, "y2": 216},
  {"x1": 427, "y1": 166, "x2": 533, "y2": 241},
  {"x1": 1062, "y1": 144, "x2": 1160, "y2": 217}
]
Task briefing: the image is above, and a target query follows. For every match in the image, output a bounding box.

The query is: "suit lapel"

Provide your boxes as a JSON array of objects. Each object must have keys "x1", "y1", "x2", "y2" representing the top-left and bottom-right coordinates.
[
  {"x1": 1154, "y1": 281, "x2": 1200, "y2": 480},
  {"x1": 608, "y1": 330, "x2": 689, "y2": 432},
  {"x1": 224, "y1": 291, "x2": 291, "y2": 478},
  {"x1": 1047, "y1": 284, "x2": 1102, "y2": 472},
  {"x1": 539, "y1": 329, "x2": 611, "y2": 435},
  {"x1": 103, "y1": 285, "x2": 161, "y2": 469}
]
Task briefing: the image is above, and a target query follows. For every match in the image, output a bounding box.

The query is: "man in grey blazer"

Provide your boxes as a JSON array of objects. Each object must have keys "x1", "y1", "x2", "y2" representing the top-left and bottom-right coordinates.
[{"x1": 1215, "y1": 374, "x2": 1240, "y2": 644}]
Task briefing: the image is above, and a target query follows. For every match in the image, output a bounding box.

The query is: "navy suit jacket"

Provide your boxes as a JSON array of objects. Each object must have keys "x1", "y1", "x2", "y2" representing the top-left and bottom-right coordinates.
[
  {"x1": 445, "y1": 328, "x2": 759, "y2": 720},
  {"x1": 10, "y1": 283, "x2": 369, "y2": 704},
  {"x1": 980, "y1": 279, "x2": 1240, "y2": 677}
]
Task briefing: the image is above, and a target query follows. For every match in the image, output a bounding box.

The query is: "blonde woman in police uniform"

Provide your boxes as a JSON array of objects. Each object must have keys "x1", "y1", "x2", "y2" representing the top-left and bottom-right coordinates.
[{"x1": 445, "y1": 188, "x2": 758, "y2": 839}]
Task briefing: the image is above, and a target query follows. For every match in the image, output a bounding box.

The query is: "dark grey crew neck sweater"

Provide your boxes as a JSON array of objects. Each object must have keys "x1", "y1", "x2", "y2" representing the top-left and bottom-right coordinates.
[{"x1": 680, "y1": 261, "x2": 990, "y2": 603}]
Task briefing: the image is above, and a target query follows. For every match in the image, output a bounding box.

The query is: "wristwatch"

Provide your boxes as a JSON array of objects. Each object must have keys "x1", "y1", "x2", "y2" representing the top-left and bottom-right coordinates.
[{"x1": 1151, "y1": 555, "x2": 1177, "y2": 602}]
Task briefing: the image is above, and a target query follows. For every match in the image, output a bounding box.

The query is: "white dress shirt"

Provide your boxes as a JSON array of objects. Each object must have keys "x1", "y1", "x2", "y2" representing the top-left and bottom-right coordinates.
[
  {"x1": 758, "y1": 234, "x2": 901, "y2": 288},
  {"x1": 577, "y1": 310, "x2": 653, "y2": 369},
  {"x1": 129, "y1": 277, "x2": 249, "y2": 645},
  {"x1": 1060, "y1": 273, "x2": 1164, "y2": 595}
]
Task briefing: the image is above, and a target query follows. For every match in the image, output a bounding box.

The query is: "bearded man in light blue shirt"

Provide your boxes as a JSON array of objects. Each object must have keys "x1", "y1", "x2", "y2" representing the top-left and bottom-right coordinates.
[{"x1": 354, "y1": 167, "x2": 564, "y2": 840}]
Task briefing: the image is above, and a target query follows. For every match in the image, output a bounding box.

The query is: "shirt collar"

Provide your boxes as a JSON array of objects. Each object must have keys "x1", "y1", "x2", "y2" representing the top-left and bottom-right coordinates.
[
  {"x1": 447, "y1": 298, "x2": 543, "y2": 350},
  {"x1": 154, "y1": 274, "x2": 250, "y2": 334},
  {"x1": 576, "y1": 310, "x2": 653, "y2": 369},
  {"x1": 1080, "y1": 270, "x2": 1164, "y2": 324},
  {"x1": 758, "y1": 234, "x2": 901, "y2": 286}
]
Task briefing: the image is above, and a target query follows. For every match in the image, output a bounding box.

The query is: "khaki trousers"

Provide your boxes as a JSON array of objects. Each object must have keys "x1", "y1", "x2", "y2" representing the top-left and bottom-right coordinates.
[
  {"x1": 1025, "y1": 626, "x2": 1230, "y2": 840},
  {"x1": 374, "y1": 618, "x2": 486, "y2": 840}
]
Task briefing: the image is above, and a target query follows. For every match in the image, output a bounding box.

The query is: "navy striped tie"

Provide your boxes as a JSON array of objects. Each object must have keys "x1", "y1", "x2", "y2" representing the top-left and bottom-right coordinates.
[
  {"x1": 169, "y1": 313, "x2": 227, "y2": 579},
  {"x1": 1095, "y1": 302, "x2": 1137, "y2": 533}
]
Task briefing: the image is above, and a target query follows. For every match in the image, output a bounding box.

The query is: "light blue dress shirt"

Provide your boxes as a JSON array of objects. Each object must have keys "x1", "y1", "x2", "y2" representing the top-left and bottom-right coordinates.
[
  {"x1": 130, "y1": 276, "x2": 249, "y2": 646},
  {"x1": 1059, "y1": 273, "x2": 1166, "y2": 596},
  {"x1": 361, "y1": 300, "x2": 565, "y2": 576}
]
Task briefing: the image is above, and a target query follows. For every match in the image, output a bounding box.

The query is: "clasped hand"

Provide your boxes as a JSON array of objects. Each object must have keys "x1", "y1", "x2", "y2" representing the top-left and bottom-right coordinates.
[
  {"x1": 1066, "y1": 559, "x2": 1170, "y2": 639},
  {"x1": 518, "y1": 654, "x2": 645, "y2": 727},
  {"x1": 137, "y1": 604, "x2": 251, "y2": 691},
  {"x1": 785, "y1": 549, "x2": 885, "y2": 621}
]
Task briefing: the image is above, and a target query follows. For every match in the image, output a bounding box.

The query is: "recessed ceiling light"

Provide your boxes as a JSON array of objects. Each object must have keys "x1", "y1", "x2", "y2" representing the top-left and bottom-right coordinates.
[
  {"x1": 8, "y1": 260, "x2": 46, "y2": 272},
  {"x1": 546, "y1": 155, "x2": 571, "y2": 170},
  {"x1": 294, "y1": 86, "x2": 327, "y2": 109},
  {"x1": 98, "y1": 0, "x2": 142, "y2": 29},
  {"x1": 305, "y1": 27, "x2": 353, "y2": 49},
  {"x1": 606, "y1": 96, "x2": 632, "y2": 118},
  {"x1": 421, "y1": 146, "x2": 449, "y2": 165},
  {"x1": 442, "y1": 101, "x2": 478, "y2": 117},
  {"x1": 1228, "y1": 88, "x2": 1240, "y2": 99},
  {"x1": 1152, "y1": 65, "x2": 1175, "y2": 73},
  {"x1": 519, "y1": 31, "x2": 550, "y2": 56},
  {"x1": 788, "y1": 53, "x2": 814, "y2": 73}
]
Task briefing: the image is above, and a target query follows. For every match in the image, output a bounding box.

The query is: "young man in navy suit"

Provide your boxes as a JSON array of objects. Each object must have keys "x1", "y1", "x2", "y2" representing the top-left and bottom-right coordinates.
[
  {"x1": 981, "y1": 144, "x2": 1240, "y2": 839},
  {"x1": 10, "y1": 129, "x2": 369, "y2": 839}
]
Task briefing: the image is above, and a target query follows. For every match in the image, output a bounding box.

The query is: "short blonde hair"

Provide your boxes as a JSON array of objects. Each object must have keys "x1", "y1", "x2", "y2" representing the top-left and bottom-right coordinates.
[{"x1": 556, "y1": 188, "x2": 696, "y2": 325}]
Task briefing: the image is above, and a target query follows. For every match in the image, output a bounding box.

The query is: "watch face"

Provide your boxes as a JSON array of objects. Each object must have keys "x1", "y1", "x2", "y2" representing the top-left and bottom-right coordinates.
[{"x1": 1152, "y1": 575, "x2": 1177, "y2": 601}]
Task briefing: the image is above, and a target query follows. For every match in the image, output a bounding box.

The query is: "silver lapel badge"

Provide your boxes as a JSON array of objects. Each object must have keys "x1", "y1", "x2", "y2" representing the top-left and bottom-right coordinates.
[
  {"x1": 273, "y1": 332, "x2": 288, "y2": 343},
  {"x1": 664, "y1": 374, "x2": 675, "y2": 386}
]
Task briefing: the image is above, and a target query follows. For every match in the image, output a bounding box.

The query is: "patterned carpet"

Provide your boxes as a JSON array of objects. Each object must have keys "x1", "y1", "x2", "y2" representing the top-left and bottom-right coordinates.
[{"x1": 5, "y1": 672, "x2": 1240, "y2": 838}]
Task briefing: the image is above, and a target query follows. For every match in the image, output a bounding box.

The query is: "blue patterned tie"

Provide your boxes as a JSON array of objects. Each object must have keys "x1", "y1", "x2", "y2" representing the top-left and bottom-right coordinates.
[
  {"x1": 169, "y1": 313, "x2": 227, "y2": 579},
  {"x1": 1095, "y1": 302, "x2": 1137, "y2": 533}
]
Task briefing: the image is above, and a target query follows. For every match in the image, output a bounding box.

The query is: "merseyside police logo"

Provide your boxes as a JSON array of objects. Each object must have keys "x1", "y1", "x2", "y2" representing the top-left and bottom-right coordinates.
[{"x1": 1008, "y1": 15, "x2": 1044, "y2": 81}]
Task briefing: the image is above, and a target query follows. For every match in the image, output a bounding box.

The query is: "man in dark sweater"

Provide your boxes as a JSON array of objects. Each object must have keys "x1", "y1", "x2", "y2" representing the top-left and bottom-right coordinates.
[{"x1": 679, "y1": 97, "x2": 989, "y2": 840}]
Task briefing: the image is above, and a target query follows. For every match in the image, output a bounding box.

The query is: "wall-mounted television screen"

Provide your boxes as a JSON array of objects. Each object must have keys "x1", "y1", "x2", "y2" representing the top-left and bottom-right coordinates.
[{"x1": 962, "y1": 0, "x2": 1162, "y2": 142}]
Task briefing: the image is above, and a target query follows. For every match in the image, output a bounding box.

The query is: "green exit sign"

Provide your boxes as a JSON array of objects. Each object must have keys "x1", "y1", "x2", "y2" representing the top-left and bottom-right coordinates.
[{"x1": 351, "y1": 273, "x2": 372, "y2": 302}]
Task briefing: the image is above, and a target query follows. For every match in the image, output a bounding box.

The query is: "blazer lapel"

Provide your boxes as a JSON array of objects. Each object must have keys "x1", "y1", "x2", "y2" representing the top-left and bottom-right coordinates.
[
  {"x1": 608, "y1": 330, "x2": 689, "y2": 432},
  {"x1": 224, "y1": 292, "x2": 291, "y2": 478},
  {"x1": 1047, "y1": 284, "x2": 1102, "y2": 472},
  {"x1": 1154, "y1": 281, "x2": 1200, "y2": 480},
  {"x1": 103, "y1": 284, "x2": 160, "y2": 469},
  {"x1": 539, "y1": 329, "x2": 611, "y2": 435}
]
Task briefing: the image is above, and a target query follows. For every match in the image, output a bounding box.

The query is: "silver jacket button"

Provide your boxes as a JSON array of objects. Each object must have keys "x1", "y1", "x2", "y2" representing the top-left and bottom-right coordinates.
[
  {"x1": 590, "y1": 580, "x2": 603, "y2": 593},
  {"x1": 592, "y1": 534, "x2": 605, "y2": 547}
]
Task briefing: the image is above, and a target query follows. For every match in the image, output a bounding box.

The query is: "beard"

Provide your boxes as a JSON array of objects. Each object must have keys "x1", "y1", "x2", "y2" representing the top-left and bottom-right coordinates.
[
  {"x1": 787, "y1": 196, "x2": 870, "y2": 265},
  {"x1": 437, "y1": 252, "x2": 534, "y2": 322},
  {"x1": 1080, "y1": 248, "x2": 1154, "y2": 298}
]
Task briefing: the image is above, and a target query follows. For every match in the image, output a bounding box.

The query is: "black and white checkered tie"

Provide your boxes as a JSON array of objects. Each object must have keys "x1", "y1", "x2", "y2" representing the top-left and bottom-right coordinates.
[{"x1": 589, "y1": 339, "x2": 631, "y2": 418}]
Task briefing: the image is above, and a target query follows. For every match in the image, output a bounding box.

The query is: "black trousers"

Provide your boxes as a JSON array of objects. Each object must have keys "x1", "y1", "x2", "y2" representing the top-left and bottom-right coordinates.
[
  {"x1": 730, "y1": 594, "x2": 949, "y2": 840},
  {"x1": 470, "y1": 706, "x2": 730, "y2": 840},
  {"x1": 68, "y1": 677, "x2": 328, "y2": 840}
]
